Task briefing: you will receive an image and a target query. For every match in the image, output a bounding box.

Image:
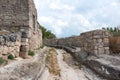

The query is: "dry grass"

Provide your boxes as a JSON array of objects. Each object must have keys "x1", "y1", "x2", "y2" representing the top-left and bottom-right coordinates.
[
  {"x1": 109, "y1": 37, "x2": 120, "y2": 53},
  {"x1": 63, "y1": 52, "x2": 81, "y2": 69},
  {"x1": 63, "y1": 53, "x2": 68, "y2": 61},
  {"x1": 46, "y1": 48, "x2": 60, "y2": 75}
]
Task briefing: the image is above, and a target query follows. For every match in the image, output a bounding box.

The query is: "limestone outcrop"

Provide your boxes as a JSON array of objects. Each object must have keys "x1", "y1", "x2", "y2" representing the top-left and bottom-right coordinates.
[{"x1": 0, "y1": 48, "x2": 46, "y2": 80}]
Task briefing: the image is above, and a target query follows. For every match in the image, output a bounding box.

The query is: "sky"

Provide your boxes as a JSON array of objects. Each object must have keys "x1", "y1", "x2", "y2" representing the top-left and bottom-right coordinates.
[{"x1": 34, "y1": 0, "x2": 120, "y2": 38}]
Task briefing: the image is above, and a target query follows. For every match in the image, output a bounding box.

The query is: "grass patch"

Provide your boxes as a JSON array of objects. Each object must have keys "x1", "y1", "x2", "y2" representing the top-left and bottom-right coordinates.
[
  {"x1": 46, "y1": 48, "x2": 60, "y2": 75},
  {"x1": 28, "y1": 50, "x2": 35, "y2": 56},
  {"x1": 35, "y1": 45, "x2": 44, "y2": 50},
  {"x1": 40, "y1": 45, "x2": 44, "y2": 49},
  {"x1": 0, "y1": 57, "x2": 5, "y2": 64},
  {"x1": 8, "y1": 54, "x2": 14, "y2": 60}
]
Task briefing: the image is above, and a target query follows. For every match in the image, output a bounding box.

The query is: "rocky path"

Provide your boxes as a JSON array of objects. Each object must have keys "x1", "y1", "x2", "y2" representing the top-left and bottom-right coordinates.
[
  {"x1": 40, "y1": 49, "x2": 105, "y2": 80},
  {"x1": 56, "y1": 49, "x2": 87, "y2": 80},
  {"x1": 0, "y1": 47, "x2": 106, "y2": 80}
]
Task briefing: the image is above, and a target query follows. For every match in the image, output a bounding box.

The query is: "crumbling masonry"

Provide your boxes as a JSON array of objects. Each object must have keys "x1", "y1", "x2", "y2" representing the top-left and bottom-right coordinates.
[
  {"x1": 44, "y1": 30, "x2": 111, "y2": 55},
  {"x1": 0, "y1": 0, "x2": 42, "y2": 58}
]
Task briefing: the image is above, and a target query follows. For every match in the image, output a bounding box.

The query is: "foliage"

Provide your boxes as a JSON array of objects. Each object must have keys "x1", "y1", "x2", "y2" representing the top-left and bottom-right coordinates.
[
  {"x1": 104, "y1": 27, "x2": 120, "y2": 36},
  {"x1": 40, "y1": 26, "x2": 56, "y2": 39},
  {"x1": 8, "y1": 54, "x2": 14, "y2": 60},
  {"x1": 36, "y1": 45, "x2": 44, "y2": 50},
  {"x1": 0, "y1": 57, "x2": 5, "y2": 64},
  {"x1": 28, "y1": 50, "x2": 35, "y2": 56},
  {"x1": 40, "y1": 45, "x2": 44, "y2": 49}
]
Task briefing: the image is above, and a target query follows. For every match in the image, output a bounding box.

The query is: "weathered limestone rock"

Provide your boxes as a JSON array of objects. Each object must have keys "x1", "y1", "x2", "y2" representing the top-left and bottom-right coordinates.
[
  {"x1": 85, "y1": 55, "x2": 120, "y2": 80},
  {"x1": 52, "y1": 46, "x2": 120, "y2": 80},
  {"x1": 0, "y1": 48, "x2": 46, "y2": 80}
]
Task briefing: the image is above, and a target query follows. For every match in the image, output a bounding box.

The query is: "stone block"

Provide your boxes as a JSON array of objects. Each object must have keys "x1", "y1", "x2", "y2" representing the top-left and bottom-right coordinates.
[
  {"x1": 98, "y1": 48, "x2": 104, "y2": 54},
  {"x1": 104, "y1": 31, "x2": 111, "y2": 36},
  {"x1": 21, "y1": 32, "x2": 29, "y2": 38},
  {"x1": 19, "y1": 52, "x2": 28, "y2": 58},
  {"x1": 9, "y1": 34, "x2": 17, "y2": 42},
  {"x1": 94, "y1": 46, "x2": 98, "y2": 49},
  {"x1": 105, "y1": 49, "x2": 110, "y2": 54},
  {"x1": 93, "y1": 35, "x2": 103, "y2": 39},
  {"x1": 21, "y1": 42, "x2": 29, "y2": 46},
  {"x1": 21, "y1": 38, "x2": 29, "y2": 42},
  {"x1": 2, "y1": 46, "x2": 8, "y2": 55},
  {"x1": 104, "y1": 47, "x2": 109, "y2": 50},
  {"x1": 20, "y1": 29, "x2": 25, "y2": 32},
  {"x1": 15, "y1": 42, "x2": 21, "y2": 46},
  {"x1": 0, "y1": 36, "x2": 5, "y2": 45},
  {"x1": 94, "y1": 50, "x2": 98, "y2": 55},
  {"x1": 9, "y1": 42, "x2": 15, "y2": 47},
  {"x1": 20, "y1": 45, "x2": 29, "y2": 52},
  {"x1": 98, "y1": 39, "x2": 102, "y2": 43},
  {"x1": 103, "y1": 43, "x2": 109, "y2": 47},
  {"x1": 103, "y1": 38, "x2": 109, "y2": 43},
  {"x1": 93, "y1": 30, "x2": 103, "y2": 35},
  {"x1": 98, "y1": 43, "x2": 103, "y2": 48},
  {"x1": 6, "y1": 42, "x2": 10, "y2": 46}
]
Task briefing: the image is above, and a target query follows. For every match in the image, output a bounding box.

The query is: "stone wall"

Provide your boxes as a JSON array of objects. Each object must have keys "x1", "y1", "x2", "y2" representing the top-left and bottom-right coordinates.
[
  {"x1": 0, "y1": 0, "x2": 29, "y2": 32},
  {"x1": 80, "y1": 30, "x2": 110, "y2": 55},
  {"x1": 0, "y1": 32, "x2": 21, "y2": 58},
  {"x1": 28, "y1": 0, "x2": 42, "y2": 50},
  {"x1": 44, "y1": 36, "x2": 82, "y2": 47},
  {"x1": 44, "y1": 30, "x2": 111, "y2": 55},
  {"x1": 0, "y1": 0, "x2": 42, "y2": 58},
  {"x1": 29, "y1": 22, "x2": 42, "y2": 50}
]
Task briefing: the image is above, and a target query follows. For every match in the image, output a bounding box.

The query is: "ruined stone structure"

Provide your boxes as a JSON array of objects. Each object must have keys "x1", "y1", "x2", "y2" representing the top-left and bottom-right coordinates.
[
  {"x1": 44, "y1": 36, "x2": 82, "y2": 47},
  {"x1": 80, "y1": 30, "x2": 110, "y2": 55},
  {"x1": 44, "y1": 30, "x2": 120, "y2": 80},
  {"x1": 44, "y1": 30, "x2": 111, "y2": 55},
  {"x1": 0, "y1": 0, "x2": 42, "y2": 58}
]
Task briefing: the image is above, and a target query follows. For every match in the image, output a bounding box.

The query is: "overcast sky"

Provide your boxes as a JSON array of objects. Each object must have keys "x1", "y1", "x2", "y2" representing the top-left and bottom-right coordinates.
[{"x1": 34, "y1": 0, "x2": 120, "y2": 38}]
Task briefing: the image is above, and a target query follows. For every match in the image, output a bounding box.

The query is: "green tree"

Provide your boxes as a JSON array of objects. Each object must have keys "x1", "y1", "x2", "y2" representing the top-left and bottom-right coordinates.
[
  {"x1": 107, "y1": 27, "x2": 110, "y2": 31},
  {"x1": 110, "y1": 27, "x2": 113, "y2": 32},
  {"x1": 40, "y1": 26, "x2": 56, "y2": 39},
  {"x1": 105, "y1": 27, "x2": 120, "y2": 36},
  {"x1": 114, "y1": 27, "x2": 117, "y2": 32}
]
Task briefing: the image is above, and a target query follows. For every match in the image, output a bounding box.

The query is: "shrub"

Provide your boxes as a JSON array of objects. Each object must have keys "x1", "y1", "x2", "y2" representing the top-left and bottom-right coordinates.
[
  {"x1": 41, "y1": 26, "x2": 56, "y2": 39},
  {"x1": 8, "y1": 54, "x2": 14, "y2": 60},
  {"x1": 40, "y1": 45, "x2": 44, "y2": 49},
  {"x1": 36, "y1": 45, "x2": 44, "y2": 50},
  {"x1": 0, "y1": 57, "x2": 5, "y2": 64},
  {"x1": 28, "y1": 50, "x2": 35, "y2": 56}
]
